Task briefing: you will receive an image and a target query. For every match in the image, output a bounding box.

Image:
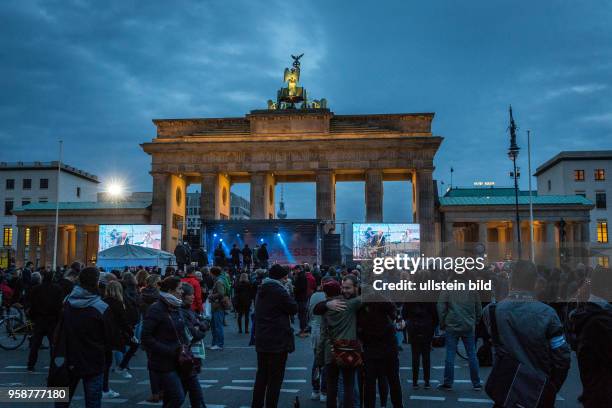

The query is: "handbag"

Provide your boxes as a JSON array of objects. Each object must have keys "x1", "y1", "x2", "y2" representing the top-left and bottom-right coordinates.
[
  {"x1": 331, "y1": 339, "x2": 363, "y2": 368},
  {"x1": 485, "y1": 304, "x2": 557, "y2": 408},
  {"x1": 168, "y1": 312, "x2": 196, "y2": 378}
]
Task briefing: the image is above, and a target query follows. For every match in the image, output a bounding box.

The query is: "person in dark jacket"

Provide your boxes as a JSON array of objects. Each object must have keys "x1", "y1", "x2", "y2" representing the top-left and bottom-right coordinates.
[
  {"x1": 359, "y1": 295, "x2": 403, "y2": 408},
  {"x1": 252, "y1": 264, "x2": 298, "y2": 408},
  {"x1": 54, "y1": 267, "x2": 114, "y2": 408},
  {"x1": 567, "y1": 266, "x2": 612, "y2": 408},
  {"x1": 242, "y1": 244, "x2": 252, "y2": 271},
  {"x1": 402, "y1": 301, "x2": 438, "y2": 388},
  {"x1": 26, "y1": 270, "x2": 63, "y2": 372},
  {"x1": 213, "y1": 244, "x2": 226, "y2": 267},
  {"x1": 174, "y1": 242, "x2": 191, "y2": 272},
  {"x1": 58, "y1": 266, "x2": 80, "y2": 299},
  {"x1": 293, "y1": 266, "x2": 309, "y2": 337},
  {"x1": 230, "y1": 244, "x2": 241, "y2": 272},
  {"x1": 179, "y1": 283, "x2": 209, "y2": 408},
  {"x1": 102, "y1": 281, "x2": 131, "y2": 397},
  {"x1": 233, "y1": 273, "x2": 252, "y2": 333},
  {"x1": 142, "y1": 277, "x2": 188, "y2": 408},
  {"x1": 256, "y1": 243, "x2": 269, "y2": 270},
  {"x1": 191, "y1": 246, "x2": 208, "y2": 268}
]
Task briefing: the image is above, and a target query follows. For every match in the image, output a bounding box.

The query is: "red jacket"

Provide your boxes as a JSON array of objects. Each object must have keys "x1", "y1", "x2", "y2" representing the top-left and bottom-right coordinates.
[
  {"x1": 305, "y1": 272, "x2": 316, "y2": 298},
  {"x1": 181, "y1": 276, "x2": 203, "y2": 313}
]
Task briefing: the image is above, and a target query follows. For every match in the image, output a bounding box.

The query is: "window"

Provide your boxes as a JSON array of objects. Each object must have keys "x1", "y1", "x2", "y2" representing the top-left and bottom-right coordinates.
[
  {"x1": 21, "y1": 199, "x2": 31, "y2": 206},
  {"x1": 547, "y1": 180, "x2": 551, "y2": 191},
  {"x1": 4, "y1": 200, "x2": 13, "y2": 216},
  {"x1": 5, "y1": 179, "x2": 14, "y2": 190},
  {"x1": 23, "y1": 178, "x2": 32, "y2": 189},
  {"x1": 2, "y1": 227, "x2": 12, "y2": 247},
  {"x1": 39, "y1": 197, "x2": 48, "y2": 203},
  {"x1": 25, "y1": 228, "x2": 30, "y2": 247},
  {"x1": 596, "y1": 192, "x2": 607, "y2": 209},
  {"x1": 597, "y1": 220, "x2": 609, "y2": 243},
  {"x1": 76, "y1": 187, "x2": 81, "y2": 198},
  {"x1": 594, "y1": 169, "x2": 606, "y2": 181},
  {"x1": 40, "y1": 178, "x2": 49, "y2": 189},
  {"x1": 574, "y1": 170, "x2": 585, "y2": 181},
  {"x1": 598, "y1": 256, "x2": 610, "y2": 268},
  {"x1": 575, "y1": 191, "x2": 586, "y2": 198}
]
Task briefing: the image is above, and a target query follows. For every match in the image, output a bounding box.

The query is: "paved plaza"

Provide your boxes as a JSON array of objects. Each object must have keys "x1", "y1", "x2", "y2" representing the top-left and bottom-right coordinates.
[{"x1": 0, "y1": 314, "x2": 583, "y2": 408}]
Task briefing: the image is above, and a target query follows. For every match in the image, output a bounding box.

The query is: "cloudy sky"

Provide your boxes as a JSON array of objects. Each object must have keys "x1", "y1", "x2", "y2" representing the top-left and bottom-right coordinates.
[{"x1": 2, "y1": 0, "x2": 611, "y2": 223}]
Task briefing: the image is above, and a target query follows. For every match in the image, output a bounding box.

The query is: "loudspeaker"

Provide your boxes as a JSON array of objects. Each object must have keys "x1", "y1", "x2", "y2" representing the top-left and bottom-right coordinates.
[{"x1": 322, "y1": 233, "x2": 341, "y2": 265}]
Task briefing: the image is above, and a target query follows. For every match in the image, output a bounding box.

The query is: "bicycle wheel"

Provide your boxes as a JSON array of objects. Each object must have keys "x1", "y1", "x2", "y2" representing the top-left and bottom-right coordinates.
[{"x1": 0, "y1": 317, "x2": 27, "y2": 350}]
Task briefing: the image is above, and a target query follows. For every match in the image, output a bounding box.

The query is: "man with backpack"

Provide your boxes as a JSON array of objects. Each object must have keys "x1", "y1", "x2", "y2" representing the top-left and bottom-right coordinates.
[{"x1": 483, "y1": 260, "x2": 570, "y2": 408}]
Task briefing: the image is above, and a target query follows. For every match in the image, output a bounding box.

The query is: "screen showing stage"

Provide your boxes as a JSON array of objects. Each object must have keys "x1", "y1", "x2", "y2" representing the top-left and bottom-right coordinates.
[
  {"x1": 98, "y1": 225, "x2": 162, "y2": 252},
  {"x1": 352, "y1": 223, "x2": 420, "y2": 260}
]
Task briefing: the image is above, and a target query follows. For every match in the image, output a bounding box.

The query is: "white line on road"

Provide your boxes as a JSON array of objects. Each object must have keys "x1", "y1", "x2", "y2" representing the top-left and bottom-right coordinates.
[
  {"x1": 231, "y1": 379, "x2": 306, "y2": 384},
  {"x1": 458, "y1": 398, "x2": 493, "y2": 403},
  {"x1": 5, "y1": 365, "x2": 26, "y2": 369},
  {"x1": 199, "y1": 379, "x2": 219, "y2": 383},
  {"x1": 203, "y1": 367, "x2": 229, "y2": 371},
  {"x1": 239, "y1": 367, "x2": 257, "y2": 370},
  {"x1": 222, "y1": 386, "x2": 253, "y2": 391},
  {"x1": 109, "y1": 380, "x2": 130, "y2": 384},
  {"x1": 410, "y1": 396, "x2": 446, "y2": 401},
  {"x1": 0, "y1": 371, "x2": 46, "y2": 375},
  {"x1": 286, "y1": 367, "x2": 307, "y2": 370},
  {"x1": 432, "y1": 366, "x2": 460, "y2": 369}
]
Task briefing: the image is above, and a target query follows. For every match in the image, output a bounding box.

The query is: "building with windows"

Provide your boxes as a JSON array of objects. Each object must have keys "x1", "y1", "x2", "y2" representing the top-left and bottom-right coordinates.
[
  {"x1": 534, "y1": 151, "x2": 611, "y2": 266},
  {"x1": 186, "y1": 191, "x2": 250, "y2": 236},
  {"x1": 0, "y1": 162, "x2": 99, "y2": 267}
]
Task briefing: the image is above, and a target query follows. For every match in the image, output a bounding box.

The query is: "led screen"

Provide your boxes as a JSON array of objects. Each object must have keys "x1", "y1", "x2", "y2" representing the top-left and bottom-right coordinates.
[
  {"x1": 352, "y1": 223, "x2": 420, "y2": 260},
  {"x1": 98, "y1": 224, "x2": 162, "y2": 252}
]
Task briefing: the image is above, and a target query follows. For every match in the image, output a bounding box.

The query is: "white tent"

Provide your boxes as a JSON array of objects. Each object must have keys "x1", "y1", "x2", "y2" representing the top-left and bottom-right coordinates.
[{"x1": 97, "y1": 244, "x2": 175, "y2": 269}]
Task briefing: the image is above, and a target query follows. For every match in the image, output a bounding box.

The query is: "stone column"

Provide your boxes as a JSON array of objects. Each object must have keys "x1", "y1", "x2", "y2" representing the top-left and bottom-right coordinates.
[
  {"x1": 28, "y1": 227, "x2": 38, "y2": 267},
  {"x1": 151, "y1": 172, "x2": 169, "y2": 249},
  {"x1": 414, "y1": 169, "x2": 435, "y2": 253},
  {"x1": 57, "y1": 227, "x2": 67, "y2": 267},
  {"x1": 250, "y1": 173, "x2": 275, "y2": 219},
  {"x1": 580, "y1": 222, "x2": 590, "y2": 242},
  {"x1": 200, "y1": 173, "x2": 231, "y2": 221},
  {"x1": 365, "y1": 170, "x2": 383, "y2": 222},
  {"x1": 39, "y1": 228, "x2": 47, "y2": 268},
  {"x1": 478, "y1": 222, "x2": 488, "y2": 244},
  {"x1": 44, "y1": 227, "x2": 55, "y2": 269},
  {"x1": 444, "y1": 222, "x2": 454, "y2": 243},
  {"x1": 16, "y1": 225, "x2": 27, "y2": 268},
  {"x1": 75, "y1": 225, "x2": 87, "y2": 263},
  {"x1": 316, "y1": 170, "x2": 336, "y2": 220}
]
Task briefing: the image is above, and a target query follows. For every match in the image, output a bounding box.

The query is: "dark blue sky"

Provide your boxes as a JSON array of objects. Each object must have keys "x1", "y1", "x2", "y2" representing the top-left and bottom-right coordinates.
[{"x1": 2, "y1": 1, "x2": 611, "y2": 223}]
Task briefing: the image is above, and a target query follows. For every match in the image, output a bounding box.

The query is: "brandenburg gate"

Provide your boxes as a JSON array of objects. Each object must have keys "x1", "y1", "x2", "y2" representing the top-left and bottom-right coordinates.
[{"x1": 141, "y1": 56, "x2": 442, "y2": 252}]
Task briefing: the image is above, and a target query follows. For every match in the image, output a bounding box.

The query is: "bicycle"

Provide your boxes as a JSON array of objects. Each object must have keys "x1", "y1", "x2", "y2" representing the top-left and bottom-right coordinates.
[{"x1": 0, "y1": 304, "x2": 33, "y2": 350}]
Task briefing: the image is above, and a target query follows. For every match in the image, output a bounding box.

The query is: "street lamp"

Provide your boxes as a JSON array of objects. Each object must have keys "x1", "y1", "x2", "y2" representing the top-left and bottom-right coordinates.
[{"x1": 508, "y1": 105, "x2": 521, "y2": 259}]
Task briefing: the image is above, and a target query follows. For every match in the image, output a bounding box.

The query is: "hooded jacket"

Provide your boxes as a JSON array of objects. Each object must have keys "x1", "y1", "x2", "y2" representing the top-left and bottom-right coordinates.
[
  {"x1": 59, "y1": 286, "x2": 115, "y2": 377},
  {"x1": 254, "y1": 278, "x2": 297, "y2": 353},
  {"x1": 181, "y1": 275, "x2": 203, "y2": 313}
]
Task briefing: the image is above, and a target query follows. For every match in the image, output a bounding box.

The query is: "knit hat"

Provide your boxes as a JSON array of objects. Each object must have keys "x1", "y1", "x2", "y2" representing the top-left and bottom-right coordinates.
[
  {"x1": 269, "y1": 264, "x2": 288, "y2": 280},
  {"x1": 181, "y1": 282, "x2": 194, "y2": 296},
  {"x1": 322, "y1": 279, "x2": 341, "y2": 297}
]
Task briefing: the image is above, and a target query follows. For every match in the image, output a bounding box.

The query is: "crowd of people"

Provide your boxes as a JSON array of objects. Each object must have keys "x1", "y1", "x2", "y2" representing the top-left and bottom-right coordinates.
[{"x1": 0, "y1": 252, "x2": 611, "y2": 408}]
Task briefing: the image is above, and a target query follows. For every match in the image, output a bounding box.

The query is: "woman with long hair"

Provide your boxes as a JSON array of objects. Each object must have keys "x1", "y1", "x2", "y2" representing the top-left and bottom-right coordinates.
[
  {"x1": 102, "y1": 281, "x2": 132, "y2": 398},
  {"x1": 233, "y1": 272, "x2": 252, "y2": 334},
  {"x1": 142, "y1": 277, "x2": 189, "y2": 408}
]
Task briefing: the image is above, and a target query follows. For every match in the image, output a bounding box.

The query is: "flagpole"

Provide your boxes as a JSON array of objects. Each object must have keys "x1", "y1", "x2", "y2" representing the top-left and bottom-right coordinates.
[
  {"x1": 52, "y1": 140, "x2": 63, "y2": 271},
  {"x1": 527, "y1": 130, "x2": 535, "y2": 263}
]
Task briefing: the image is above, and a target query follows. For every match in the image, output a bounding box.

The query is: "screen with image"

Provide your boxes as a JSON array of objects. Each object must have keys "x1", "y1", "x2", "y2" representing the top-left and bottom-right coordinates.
[
  {"x1": 98, "y1": 225, "x2": 162, "y2": 252},
  {"x1": 352, "y1": 223, "x2": 420, "y2": 260}
]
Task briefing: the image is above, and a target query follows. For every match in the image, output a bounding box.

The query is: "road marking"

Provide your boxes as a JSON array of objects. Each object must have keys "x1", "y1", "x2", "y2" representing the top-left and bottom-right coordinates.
[
  {"x1": 280, "y1": 388, "x2": 300, "y2": 393},
  {"x1": 239, "y1": 367, "x2": 257, "y2": 371},
  {"x1": 282, "y1": 379, "x2": 307, "y2": 383},
  {"x1": 556, "y1": 396, "x2": 565, "y2": 401},
  {"x1": 201, "y1": 385, "x2": 213, "y2": 389},
  {"x1": 400, "y1": 367, "x2": 411, "y2": 370},
  {"x1": 410, "y1": 396, "x2": 445, "y2": 401},
  {"x1": 203, "y1": 367, "x2": 229, "y2": 371},
  {"x1": 137, "y1": 380, "x2": 150, "y2": 385},
  {"x1": 206, "y1": 405, "x2": 226, "y2": 408},
  {"x1": 458, "y1": 398, "x2": 493, "y2": 403},
  {"x1": 0, "y1": 371, "x2": 46, "y2": 375},
  {"x1": 232, "y1": 380, "x2": 254, "y2": 383},
  {"x1": 136, "y1": 402, "x2": 162, "y2": 406},
  {"x1": 222, "y1": 385, "x2": 253, "y2": 391},
  {"x1": 231, "y1": 379, "x2": 306, "y2": 384},
  {"x1": 5, "y1": 365, "x2": 26, "y2": 369},
  {"x1": 109, "y1": 379, "x2": 130, "y2": 384},
  {"x1": 286, "y1": 367, "x2": 307, "y2": 370},
  {"x1": 432, "y1": 366, "x2": 460, "y2": 369},
  {"x1": 199, "y1": 379, "x2": 219, "y2": 384}
]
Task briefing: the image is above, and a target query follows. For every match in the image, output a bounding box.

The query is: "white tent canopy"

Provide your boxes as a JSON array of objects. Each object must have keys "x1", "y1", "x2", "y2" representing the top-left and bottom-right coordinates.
[{"x1": 97, "y1": 244, "x2": 175, "y2": 269}]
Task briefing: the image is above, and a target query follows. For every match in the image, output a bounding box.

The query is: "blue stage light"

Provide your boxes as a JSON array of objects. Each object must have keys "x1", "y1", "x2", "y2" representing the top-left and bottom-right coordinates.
[
  {"x1": 220, "y1": 238, "x2": 223, "y2": 242},
  {"x1": 213, "y1": 233, "x2": 217, "y2": 237},
  {"x1": 260, "y1": 238, "x2": 264, "y2": 242},
  {"x1": 277, "y1": 233, "x2": 281, "y2": 237}
]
